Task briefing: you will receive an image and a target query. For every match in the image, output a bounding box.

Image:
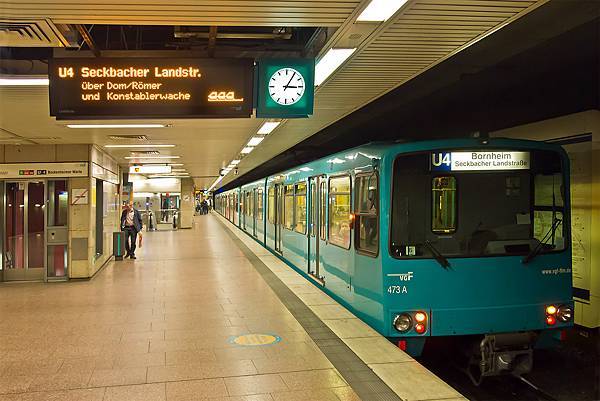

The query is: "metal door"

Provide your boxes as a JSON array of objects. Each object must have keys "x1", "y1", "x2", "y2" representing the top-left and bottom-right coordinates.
[
  {"x1": 46, "y1": 180, "x2": 69, "y2": 280},
  {"x1": 252, "y1": 189, "x2": 257, "y2": 237},
  {"x1": 274, "y1": 184, "x2": 283, "y2": 253},
  {"x1": 3, "y1": 181, "x2": 46, "y2": 281}
]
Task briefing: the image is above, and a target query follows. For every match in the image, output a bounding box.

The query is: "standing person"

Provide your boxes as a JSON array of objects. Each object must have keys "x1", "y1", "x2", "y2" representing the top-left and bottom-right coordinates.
[{"x1": 120, "y1": 201, "x2": 143, "y2": 259}]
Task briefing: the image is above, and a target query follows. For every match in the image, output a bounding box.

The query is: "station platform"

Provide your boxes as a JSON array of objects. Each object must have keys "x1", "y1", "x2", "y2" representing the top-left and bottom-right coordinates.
[{"x1": 0, "y1": 213, "x2": 465, "y2": 401}]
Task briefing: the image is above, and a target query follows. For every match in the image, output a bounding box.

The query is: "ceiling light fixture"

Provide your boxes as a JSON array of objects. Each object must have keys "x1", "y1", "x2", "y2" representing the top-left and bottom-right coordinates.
[
  {"x1": 104, "y1": 144, "x2": 175, "y2": 148},
  {"x1": 0, "y1": 77, "x2": 49, "y2": 86},
  {"x1": 169, "y1": 163, "x2": 184, "y2": 166},
  {"x1": 315, "y1": 48, "x2": 357, "y2": 86},
  {"x1": 230, "y1": 160, "x2": 241, "y2": 165},
  {"x1": 241, "y1": 147, "x2": 254, "y2": 154},
  {"x1": 257, "y1": 121, "x2": 281, "y2": 135},
  {"x1": 247, "y1": 137, "x2": 264, "y2": 147},
  {"x1": 67, "y1": 124, "x2": 168, "y2": 129},
  {"x1": 357, "y1": 0, "x2": 408, "y2": 22},
  {"x1": 149, "y1": 173, "x2": 189, "y2": 177},
  {"x1": 124, "y1": 155, "x2": 180, "y2": 160}
]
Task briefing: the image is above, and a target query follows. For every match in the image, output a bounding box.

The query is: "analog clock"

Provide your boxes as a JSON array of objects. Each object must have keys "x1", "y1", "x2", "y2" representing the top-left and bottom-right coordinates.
[{"x1": 268, "y1": 68, "x2": 306, "y2": 106}]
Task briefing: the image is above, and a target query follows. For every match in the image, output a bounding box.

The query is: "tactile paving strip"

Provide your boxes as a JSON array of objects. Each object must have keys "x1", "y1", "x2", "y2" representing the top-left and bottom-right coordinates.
[{"x1": 220, "y1": 221, "x2": 403, "y2": 401}]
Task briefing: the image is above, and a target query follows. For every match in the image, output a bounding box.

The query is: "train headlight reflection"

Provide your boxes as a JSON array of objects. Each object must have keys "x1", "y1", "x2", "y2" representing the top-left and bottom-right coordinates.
[
  {"x1": 393, "y1": 314, "x2": 412, "y2": 333},
  {"x1": 557, "y1": 305, "x2": 573, "y2": 322}
]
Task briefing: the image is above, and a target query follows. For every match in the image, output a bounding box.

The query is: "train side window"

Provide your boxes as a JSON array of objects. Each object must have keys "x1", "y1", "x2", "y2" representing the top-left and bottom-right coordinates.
[
  {"x1": 284, "y1": 185, "x2": 294, "y2": 230},
  {"x1": 320, "y1": 181, "x2": 327, "y2": 240},
  {"x1": 268, "y1": 186, "x2": 275, "y2": 224},
  {"x1": 355, "y1": 173, "x2": 379, "y2": 256},
  {"x1": 295, "y1": 183, "x2": 307, "y2": 234},
  {"x1": 257, "y1": 189, "x2": 264, "y2": 220},
  {"x1": 432, "y1": 176, "x2": 457, "y2": 234},
  {"x1": 329, "y1": 175, "x2": 351, "y2": 249}
]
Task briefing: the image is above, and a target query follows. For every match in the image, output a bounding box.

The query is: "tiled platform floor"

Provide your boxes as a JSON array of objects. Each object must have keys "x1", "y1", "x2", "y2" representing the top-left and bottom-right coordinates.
[{"x1": 0, "y1": 216, "x2": 362, "y2": 401}]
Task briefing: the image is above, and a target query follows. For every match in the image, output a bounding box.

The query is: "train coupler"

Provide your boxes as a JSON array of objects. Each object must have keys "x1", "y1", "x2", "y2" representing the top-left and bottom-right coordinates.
[{"x1": 466, "y1": 332, "x2": 534, "y2": 385}]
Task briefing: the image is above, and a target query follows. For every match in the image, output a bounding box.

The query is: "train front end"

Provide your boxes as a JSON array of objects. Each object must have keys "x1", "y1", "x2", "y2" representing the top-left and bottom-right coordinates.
[{"x1": 383, "y1": 139, "x2": 573, "y2": 380}]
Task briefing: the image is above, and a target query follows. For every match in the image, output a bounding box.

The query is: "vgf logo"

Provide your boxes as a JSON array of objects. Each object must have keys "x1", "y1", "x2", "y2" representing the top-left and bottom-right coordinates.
[{"x1": 431, "y1": 152, "x2": 451, "y2": 171}]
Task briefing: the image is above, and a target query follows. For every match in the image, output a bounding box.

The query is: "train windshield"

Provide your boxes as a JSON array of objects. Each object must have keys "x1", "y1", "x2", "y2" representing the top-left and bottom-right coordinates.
[{"x1": 390, "y1": 149, "x2": 567, "y2": 259}]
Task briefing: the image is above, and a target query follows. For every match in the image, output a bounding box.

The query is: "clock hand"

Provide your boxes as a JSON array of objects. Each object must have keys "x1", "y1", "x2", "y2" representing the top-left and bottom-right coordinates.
[{"x1": 283, "y1": 72, "x2": 296, "y2": 90}]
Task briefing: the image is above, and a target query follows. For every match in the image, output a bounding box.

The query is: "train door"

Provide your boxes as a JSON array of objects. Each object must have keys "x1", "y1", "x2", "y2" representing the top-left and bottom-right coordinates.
[
  {"x1": 252, "y1": 189, "x2": 257, "y2": 237},
  {"x1": 274, "y1": 184, "x2": 283, "y2": 254},
  {"x1": 234, "y1": 192, "x2": 238, "y2": 226},
  {"x1": 308, "y1": 176, "x2": 325, "y2": 281},
  {"x1": 241, "y1": 191, "x2": 246, "y2": 230}
]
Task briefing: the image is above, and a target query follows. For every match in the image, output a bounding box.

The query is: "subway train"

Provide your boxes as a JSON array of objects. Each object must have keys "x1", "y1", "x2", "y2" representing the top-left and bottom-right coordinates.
[{"x1": 215, "y1": 137, "x2": 574, "y2": 381}]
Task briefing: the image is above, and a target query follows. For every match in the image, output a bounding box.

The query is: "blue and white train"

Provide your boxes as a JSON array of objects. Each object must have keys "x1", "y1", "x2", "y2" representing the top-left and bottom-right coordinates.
[{"x1": 215, "y1": 137, "x2": 573, "y2": 380}]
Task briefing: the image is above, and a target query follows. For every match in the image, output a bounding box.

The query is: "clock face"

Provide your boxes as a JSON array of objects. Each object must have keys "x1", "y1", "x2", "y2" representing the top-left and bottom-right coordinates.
[{"x1": 268, "y1": 68, "x2": 306, "y2": 106}]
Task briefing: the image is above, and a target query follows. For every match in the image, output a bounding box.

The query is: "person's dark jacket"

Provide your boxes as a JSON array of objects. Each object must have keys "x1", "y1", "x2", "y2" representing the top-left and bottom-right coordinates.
[{"x1": 120, "y1": 208, "x2": 143, "y2": 233}]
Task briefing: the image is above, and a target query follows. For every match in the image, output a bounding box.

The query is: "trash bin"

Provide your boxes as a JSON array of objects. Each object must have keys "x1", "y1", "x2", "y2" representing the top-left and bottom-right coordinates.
[{"x1": 113, "y1": 231, "x2": 126, "y2": 260}]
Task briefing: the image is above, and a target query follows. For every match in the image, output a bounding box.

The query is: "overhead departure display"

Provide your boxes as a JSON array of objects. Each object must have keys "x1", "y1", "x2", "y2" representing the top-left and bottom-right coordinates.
[{"x1": 49, "y1": 58, "x2": 254, "y2": 119}]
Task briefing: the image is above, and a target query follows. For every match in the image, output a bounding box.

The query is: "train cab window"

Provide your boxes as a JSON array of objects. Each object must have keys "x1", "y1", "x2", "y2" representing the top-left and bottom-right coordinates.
[
  {"x1": 432, "y1": 176, "x2": 457, "y2": 234},
  {"x1": 295, "y1": 183, "x2": 307, "y2": 234},
  {"x1": 390, "y1": 150, "x2": 567, "y2": 259},
  {"x1": 320, "y1": 181, "x2": 327, "y2": 240},
  {"x1": 355, "y1": 173, "x2": 379, "y2": 256},
  {"x1": 268, "y1": 186, "x2": 275, "y2": 224},
  {"x1": 257, "y1": 189, "x2": 264, "y2": 220},
  {"x1": 329, "y1": 176, "x2": 351, "y2": 249},
  {"x1": 284, "y1": 185, "x2": 294, "y2": 230}
]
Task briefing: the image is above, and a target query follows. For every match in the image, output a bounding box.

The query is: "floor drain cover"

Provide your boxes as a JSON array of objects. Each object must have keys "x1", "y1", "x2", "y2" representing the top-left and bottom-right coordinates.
[{"x1": 229, "y1": 333, "x2": 281, "y2": 346}]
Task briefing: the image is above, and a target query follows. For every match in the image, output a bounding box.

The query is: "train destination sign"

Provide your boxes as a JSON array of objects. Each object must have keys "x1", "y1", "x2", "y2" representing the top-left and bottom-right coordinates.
[
  {"x1": 49, "y1": 58, "x2": 254, "y2": 119},
  {"x1": 431, "y1": 151, "x2": 530, "y2": 171}
]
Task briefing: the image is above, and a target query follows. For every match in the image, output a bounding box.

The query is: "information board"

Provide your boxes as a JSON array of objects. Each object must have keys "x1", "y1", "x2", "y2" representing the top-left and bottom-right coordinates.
[
  {"x1": 49, "y1": 58, "x2": 254, "y2": 119},
  {"x1": 0, "y1": 162, "x2": 88, "y2": 178},
  {"x1": 431, "y1": 151, "x2": 530, "y2": 171}
]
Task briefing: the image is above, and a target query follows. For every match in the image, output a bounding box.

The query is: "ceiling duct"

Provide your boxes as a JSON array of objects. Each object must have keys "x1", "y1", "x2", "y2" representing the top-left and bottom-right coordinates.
[
  {"x1": 174, "y1": 26, "x2": 292, "y2": 40},
  {"x1": 0, "y1": 19, "x2": 76, "y2": 47},
  {"x1": 130, "y1": 150, "x2": 160, "y2": 155},
  {"x1": 108, "y1": 135, "x2": 149, "y2": 141}
]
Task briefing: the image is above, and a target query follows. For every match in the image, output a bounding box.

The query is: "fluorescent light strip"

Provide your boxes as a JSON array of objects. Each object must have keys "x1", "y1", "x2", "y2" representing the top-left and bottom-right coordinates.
[
  {"x1": 105, "y1": 144, "x2": 175, "y2": 148},
  {"x1": 171, "y1": 168, "x2": 187, "y2": 172},
  {"x1": 315, "y1": 48, "x2": 357, "y2": 86},
  {"x1": 67, "y1": 124, "x2": 167, "y2": 129},
  {"x1": 230, "y1": 160, "x2": 240, "y2": 165},
  {"x1": 257, "y1": 121, "x2": 280, "y2": 135},
  {"x1": 241, "y1": 147, "x2": 253, "y2": 154},
  {"x1": 357, "y1": 0, "x2": 408, "y2": 22},
  {"x1": 169, "y1": 163, "x2": 184, "y2": 166},
  {"x1": 125, "y1": 156, "x2": 180, "y2": 160},
  {"x1": 0, "y1": 77, "x2": 48, "y2": 86},
  {"x1": 247, "y1": 137, "x2": 264, "y2": 147}
]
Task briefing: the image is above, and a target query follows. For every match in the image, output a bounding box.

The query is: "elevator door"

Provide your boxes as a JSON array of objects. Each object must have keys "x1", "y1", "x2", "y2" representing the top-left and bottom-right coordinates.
[{"x1": 4, "y1": 181, "x2": 45, "y2": 281}]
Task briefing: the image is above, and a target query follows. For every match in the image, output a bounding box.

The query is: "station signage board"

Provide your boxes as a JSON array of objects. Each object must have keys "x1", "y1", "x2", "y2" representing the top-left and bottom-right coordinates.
[
  {"x1": 431, "y1": 151, "x2": 530, "y2": 171},
  {"x1": 49, "y1": 58, "x2": 254, "y2": 119},
  {"x1": 0, "y1": 162, "x2": 89, "y2": 179},
  {"x1": 256, "y1": 58, "x2": 314, "y2": 118}
]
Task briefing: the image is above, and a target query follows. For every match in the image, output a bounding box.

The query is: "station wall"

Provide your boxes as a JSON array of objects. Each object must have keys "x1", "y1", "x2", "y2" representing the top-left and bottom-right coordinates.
[{"x1": 492, "y1": 110, "x2": 600, "y2": 329}]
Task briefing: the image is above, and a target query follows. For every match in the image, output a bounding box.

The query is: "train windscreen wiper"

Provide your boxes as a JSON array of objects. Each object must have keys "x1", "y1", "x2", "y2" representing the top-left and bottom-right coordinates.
[
  {"x1": 522, "y1": 218, "x2": 562, "y2": 264},
  {"x1": 424, "y1": 240, "x2": 450, "y2": 269}
]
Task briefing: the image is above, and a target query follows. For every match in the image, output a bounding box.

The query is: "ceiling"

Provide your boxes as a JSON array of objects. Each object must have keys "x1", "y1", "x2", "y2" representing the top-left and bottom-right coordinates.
[{"x1": 0, "y1": 0, "x2": 549, "y2": 190}]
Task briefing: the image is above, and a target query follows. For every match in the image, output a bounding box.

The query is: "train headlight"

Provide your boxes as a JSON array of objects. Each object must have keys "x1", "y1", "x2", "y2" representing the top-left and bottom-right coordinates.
[
  {"x1": 557, "y1": 305, "x2": 573, "y2": 322},
  {"x1": 545, "y1": 305, "x2": 557, "y2": 315},
  {"x1": 393, "y1": 314, "x2": 412, "y2": 333}
]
